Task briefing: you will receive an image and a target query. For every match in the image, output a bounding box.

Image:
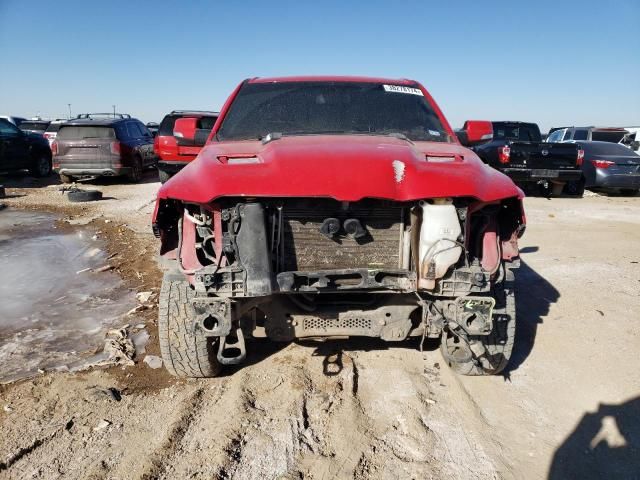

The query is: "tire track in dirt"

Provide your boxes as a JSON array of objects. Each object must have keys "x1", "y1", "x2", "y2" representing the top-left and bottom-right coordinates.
[
  {"x1": 0, "y1": 429, "x2": 59, "y2": 473},
  {"x1": 137, "y1": 386, "x2": 207, "y2": 479}
]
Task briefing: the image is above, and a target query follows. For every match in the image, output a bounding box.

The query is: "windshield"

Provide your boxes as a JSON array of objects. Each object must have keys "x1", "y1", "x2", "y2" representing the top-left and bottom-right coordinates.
[
  {"x1": 217, "y1": 81, "x2": 451, "y2": 142},
  {"x1": 492, "y1": 123, "x2": 542, "y2": 142}
]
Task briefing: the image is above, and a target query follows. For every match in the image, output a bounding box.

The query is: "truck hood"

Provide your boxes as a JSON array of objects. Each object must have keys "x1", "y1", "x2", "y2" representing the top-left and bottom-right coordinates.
[{"x1": 158, "y1": 135, "x2": 522, "y2": 203}]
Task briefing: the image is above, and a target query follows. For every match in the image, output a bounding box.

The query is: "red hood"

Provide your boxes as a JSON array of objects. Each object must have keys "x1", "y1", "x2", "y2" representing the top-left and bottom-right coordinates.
[{"x1": 157, "y1": 135, "x2": 522, "y2": 203}]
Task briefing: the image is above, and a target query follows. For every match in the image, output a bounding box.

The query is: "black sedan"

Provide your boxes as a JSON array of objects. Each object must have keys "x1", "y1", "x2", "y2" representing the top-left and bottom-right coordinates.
[{"x1": 566, "y1": 141, "x2": 640, "y2": 196}]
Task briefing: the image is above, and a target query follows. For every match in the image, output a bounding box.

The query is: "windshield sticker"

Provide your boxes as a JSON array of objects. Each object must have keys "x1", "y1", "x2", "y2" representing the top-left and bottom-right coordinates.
[
  {"x1": 428, "y1": 130, "x2": 441, "y2": 137},
  {"x1": 383, "y1": 85, "x2": 424, "y2": 96}
]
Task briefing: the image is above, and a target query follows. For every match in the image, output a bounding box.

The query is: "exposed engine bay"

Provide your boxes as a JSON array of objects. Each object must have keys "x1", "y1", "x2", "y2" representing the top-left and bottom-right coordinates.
[{"x1": 154, "y1": 195, "x2": 524, "y2": 369}]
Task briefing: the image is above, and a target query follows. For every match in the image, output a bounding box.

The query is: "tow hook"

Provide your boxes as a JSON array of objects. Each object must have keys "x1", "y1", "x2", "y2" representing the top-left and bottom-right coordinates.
[{"x1": 217, "y1": 328, "x2": 246, "y2": 365}]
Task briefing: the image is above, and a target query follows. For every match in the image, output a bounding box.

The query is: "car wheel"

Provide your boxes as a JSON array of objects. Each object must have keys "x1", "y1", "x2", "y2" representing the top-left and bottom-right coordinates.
[
  {"x1": 620, "y1": 189, "x2": 639, "y2": 196},
  {"x1": 67, "y1": 189, "x2": 103, "y2": 202},
  {"x1": 59, "y1": 174, "x2": 75, "y2": 184},
  {"x1": 127, "y1": 156, "x2": 143, "y2": 183},
  {"x1": 158, "y1": 169, "x2": 171, "y2": 184},
  {"x1": 30, "y1": 154, "x2": 52, "y2": 178},
  {"x1": 158, "y1": 273, "x2": 222, "y2": 378},
  {"x1": 440, "y1": 268, "x2": 516, "y2": 376},
  {"x1": 563, "y1": 177, "x2": 585, "y2": 197}
]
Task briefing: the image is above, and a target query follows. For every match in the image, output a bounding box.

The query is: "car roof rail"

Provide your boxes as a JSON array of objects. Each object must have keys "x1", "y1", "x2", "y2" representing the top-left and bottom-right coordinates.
[
  {"x1": 169, "y1": 110, "x2": 219, "y2": 115},
  {"x1": 75, "y1": 113, "x2": 132, "y2": 119}
]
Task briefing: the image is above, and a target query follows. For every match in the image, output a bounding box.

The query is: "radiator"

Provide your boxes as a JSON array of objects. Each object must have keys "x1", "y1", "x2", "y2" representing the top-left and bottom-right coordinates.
[{"x1": 279, "y1": 199, "x2": 404, "y2": 271}]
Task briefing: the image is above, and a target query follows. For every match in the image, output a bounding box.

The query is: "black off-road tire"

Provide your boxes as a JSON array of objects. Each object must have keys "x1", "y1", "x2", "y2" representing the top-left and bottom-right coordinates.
[
  {"x1": 127, "y1": 156, "x2": 143, "y2": 183},
  {"x1": 67, "y1": 189, "x2": 103, "y2": 202},
  {"x1": 158, "y1": 169, "x2": 171, "y2": 184},
  {"x1": 30, "y1": 153, "x2": 52, "y2": 178},
  {"x1": 440, "y1": 267, "x2": 516, "y2": 376},
  {"x1": 158, "y1": 273, "x2": 222, "y2": 378},
  {"x1": 60, "y1": 174, "x2": 75, "y2": 184}
]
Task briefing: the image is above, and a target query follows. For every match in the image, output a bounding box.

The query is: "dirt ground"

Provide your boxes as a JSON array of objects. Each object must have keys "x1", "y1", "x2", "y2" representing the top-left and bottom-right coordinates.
[{"x1": 0, "y1": 173, "x2": 638, "y2": 480}]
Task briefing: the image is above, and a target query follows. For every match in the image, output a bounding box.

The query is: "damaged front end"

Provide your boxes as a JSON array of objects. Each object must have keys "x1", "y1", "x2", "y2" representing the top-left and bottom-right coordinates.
[{"x1": 154, "y1": 194, "x2": 524, "y2": 370}]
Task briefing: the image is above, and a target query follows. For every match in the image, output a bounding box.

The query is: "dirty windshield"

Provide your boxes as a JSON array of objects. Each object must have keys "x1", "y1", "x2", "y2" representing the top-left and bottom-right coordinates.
[{"x1": 217, "y1": 81, "x2": 451, "y2": 142}]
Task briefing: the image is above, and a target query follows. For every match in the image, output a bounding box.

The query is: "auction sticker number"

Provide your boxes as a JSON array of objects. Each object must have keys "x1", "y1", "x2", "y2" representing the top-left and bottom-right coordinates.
[{"x1": 383, "y1": 85, "x2": 423, "y2": 96}]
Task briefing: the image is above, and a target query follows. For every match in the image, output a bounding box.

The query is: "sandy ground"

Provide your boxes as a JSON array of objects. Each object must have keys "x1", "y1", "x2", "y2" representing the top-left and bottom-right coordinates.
[{"x1": 0, "y1": 173, "x2": 638, "y2": 479}]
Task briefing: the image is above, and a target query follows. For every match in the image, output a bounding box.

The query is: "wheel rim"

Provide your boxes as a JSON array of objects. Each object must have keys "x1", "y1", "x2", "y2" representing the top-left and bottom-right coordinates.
[{"x1": 38, "y1": 156, "x2": 50, "y2": 175}]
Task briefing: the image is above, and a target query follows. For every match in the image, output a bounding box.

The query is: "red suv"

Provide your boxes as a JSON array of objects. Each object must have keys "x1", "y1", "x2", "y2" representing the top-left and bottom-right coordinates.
[{"x1": 154, "y1": 110, "x2": 219, "y2": 182}]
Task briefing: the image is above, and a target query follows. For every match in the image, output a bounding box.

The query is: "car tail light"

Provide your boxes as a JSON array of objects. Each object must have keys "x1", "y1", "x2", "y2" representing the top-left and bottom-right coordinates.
[
  {"x1": 498, "y1": 145, "x2": 511, "y2": 164},
  {"x1": 591, "y1": 159, "x2": 614, "y2": 169},
  {"x1": 51, "y1": 141, "x2": 58, "y2": 156},
  {"x1": 110, "y1": 141, "x2": 121, "y2": 155},
  {"x1": 153, "y1": 136, "x2": 159, "y2": 155},
  {"x1": 577, "y1": 149, "x2": 584, "y2": 166}
]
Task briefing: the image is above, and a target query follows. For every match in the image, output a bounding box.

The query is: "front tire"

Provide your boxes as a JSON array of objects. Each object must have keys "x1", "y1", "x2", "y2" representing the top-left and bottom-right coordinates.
[
  {"x1": 440, "y1": 268, "x2": 516, "y2": 376},
  {"x1": 158, "y1": 273, "x2": 222, "y2": 378}
]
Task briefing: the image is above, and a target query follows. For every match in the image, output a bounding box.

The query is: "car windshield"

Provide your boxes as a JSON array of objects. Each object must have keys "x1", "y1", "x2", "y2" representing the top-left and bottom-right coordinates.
[
  {"x1": 57, "y1": 126, "x2": 116, "y2": 139},
  {"x1": 217, "y1": 81, "x2": 451, "y2": 142},
  {"x1": 492, "y1": 123, "x2": 542, "y2": 142}
]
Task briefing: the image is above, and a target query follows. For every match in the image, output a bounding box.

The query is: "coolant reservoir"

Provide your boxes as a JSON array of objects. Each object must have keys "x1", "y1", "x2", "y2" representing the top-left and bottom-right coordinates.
[{"x1": 418, "y1": 199, "x2": 462, "y2": 290}]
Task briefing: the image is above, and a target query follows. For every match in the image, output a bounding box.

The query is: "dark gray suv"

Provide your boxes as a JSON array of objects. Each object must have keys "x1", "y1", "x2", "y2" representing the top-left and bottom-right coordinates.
[{"x1": 52, "y1": 114, "x2": 156, "y2": 183}]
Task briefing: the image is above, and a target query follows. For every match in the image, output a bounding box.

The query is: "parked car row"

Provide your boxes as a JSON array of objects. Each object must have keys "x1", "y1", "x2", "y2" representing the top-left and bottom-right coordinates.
[
  {"x1": 457, "y1": 121, "x2": 639, "y2": 196},
  {"x1": 2, "y1": 106, "x2": 638, "y2": 196}
]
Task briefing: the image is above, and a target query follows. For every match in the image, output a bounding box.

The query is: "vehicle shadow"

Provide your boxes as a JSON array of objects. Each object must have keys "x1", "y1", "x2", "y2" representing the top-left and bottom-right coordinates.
[
  {"x1": 0, "y1": 172, "x2": 61, "y2": 189},
  {"x1": 0, "y1": 168, "x2": 160, "y2": 190},
  {"x1": 548, "y1": 396, "x2": 640, "y2": 479},
  {"x1": 80, "y1": 168, "x2": 160, "y2": 186},
  {"x1": 502, "y1": 257, "x2": 560, "y2": 376}
]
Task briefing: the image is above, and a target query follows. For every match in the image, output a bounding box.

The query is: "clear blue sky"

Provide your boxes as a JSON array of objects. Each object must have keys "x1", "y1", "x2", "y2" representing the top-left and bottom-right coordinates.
[{"x1": 1, "y1": 0, "x2": 638, "y2": 131}]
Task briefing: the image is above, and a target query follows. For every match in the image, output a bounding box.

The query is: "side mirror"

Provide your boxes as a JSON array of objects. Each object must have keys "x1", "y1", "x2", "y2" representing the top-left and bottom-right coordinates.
[
  {"x1": 173, "y1": 117, "x2": 198, "y2": 141},
  {"x1": 458, "y1": 120, "x2": 493, "y2": 146}
]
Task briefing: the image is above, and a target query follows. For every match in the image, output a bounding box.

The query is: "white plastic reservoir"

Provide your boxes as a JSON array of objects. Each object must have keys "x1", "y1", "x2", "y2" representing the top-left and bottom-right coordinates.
[{"x1": 418, "y1": 199, "x2": 462, "y2": 289}]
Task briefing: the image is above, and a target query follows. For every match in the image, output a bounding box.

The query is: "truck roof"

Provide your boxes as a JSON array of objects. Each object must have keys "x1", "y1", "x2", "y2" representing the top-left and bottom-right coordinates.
[{"x1": 248, "y1": 75, "x2": 416, "y2": 85}]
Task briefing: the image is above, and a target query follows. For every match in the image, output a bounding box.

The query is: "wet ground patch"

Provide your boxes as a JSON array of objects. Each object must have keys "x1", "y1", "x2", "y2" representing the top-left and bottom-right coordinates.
[{"x1": 0, "y1": 208, "x2": 135, "y2": 383}]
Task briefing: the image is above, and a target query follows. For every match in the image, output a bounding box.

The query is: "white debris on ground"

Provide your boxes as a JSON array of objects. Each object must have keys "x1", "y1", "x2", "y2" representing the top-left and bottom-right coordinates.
[
  {"x1": 142, "y1": 355, "x2": 163, "y2": 369},
  {"x1": 100, "y1": 327, "x2": 136, "y2": 367}
]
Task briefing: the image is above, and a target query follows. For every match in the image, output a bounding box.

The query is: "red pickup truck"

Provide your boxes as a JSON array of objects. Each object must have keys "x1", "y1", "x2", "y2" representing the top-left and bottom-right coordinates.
[
  {"x1": 153, "y1": 76, "x2": 525, "y2": 378},
  {"x1": 154, "y1": 110, "x2": 219, "y2": 182}
]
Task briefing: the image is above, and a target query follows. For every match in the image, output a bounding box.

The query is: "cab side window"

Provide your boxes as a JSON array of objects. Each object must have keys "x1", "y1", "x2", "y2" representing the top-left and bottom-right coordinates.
[
  {"x1": 573, "y1": 129, "x2": 589, "y2": 141},
  {"x1": 562, "y1": 129, "x2": 573, "y2": 141}
]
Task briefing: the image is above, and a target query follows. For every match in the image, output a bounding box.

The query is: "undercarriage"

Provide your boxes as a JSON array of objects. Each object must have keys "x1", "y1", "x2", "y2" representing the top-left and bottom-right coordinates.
[{"x1": 154, "y1": 196, "x2": 523, "y2": 376}]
